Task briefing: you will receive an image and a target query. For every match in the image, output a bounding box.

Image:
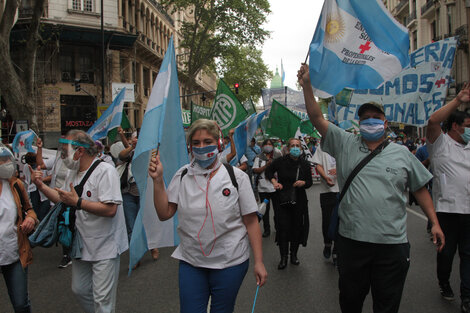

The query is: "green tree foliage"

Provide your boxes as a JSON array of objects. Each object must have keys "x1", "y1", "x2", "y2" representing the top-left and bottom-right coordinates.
[
  {"x1": 162, "y1": 0, "x2": 270, "y2": 93},
  {"x1": 217, "y1": 46, "x2": 272, "y2": 103}
]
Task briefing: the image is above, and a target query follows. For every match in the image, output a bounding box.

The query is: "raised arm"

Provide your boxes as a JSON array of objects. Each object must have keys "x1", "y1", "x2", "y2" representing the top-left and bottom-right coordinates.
[
  {"x1": 149, "y1": 153, "x2": 177, "y2": 221},
  {"x1": 427, "y1": 83, "x2": 470, "y2": 143},
  {"x1": 35, "y1": 138, "x2": 47, "y2": 170},
  {"x1": 297, "y1": 64, "x2": 329, "y2": 136},
  {"x1": 225, "y1": 129, "x2": 236, "y2": 164}
]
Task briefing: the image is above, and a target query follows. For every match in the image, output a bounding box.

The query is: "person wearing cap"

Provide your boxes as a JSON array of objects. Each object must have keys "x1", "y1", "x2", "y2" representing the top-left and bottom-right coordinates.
[
  {"x1": 0, "y1": 143, "x2": 38, "y2": 313},
  {"x1": 426, "y1": 83, "x2": 470, "y2": 311},
  {"x1": 30, "y1": 130, "x2": 127, "y2": 313},
  {"x1": 298, "y1": 64, "x2": 444, "y2": 313}
]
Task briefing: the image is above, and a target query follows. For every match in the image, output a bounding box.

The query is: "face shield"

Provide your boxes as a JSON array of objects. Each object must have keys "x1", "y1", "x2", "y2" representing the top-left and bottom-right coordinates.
[
  {"x1": 58, "y1": 138, "x2": 90, "y2": 170},
  {"x1": 0, "y1": 143, "x2": 16, "y2": 179}
]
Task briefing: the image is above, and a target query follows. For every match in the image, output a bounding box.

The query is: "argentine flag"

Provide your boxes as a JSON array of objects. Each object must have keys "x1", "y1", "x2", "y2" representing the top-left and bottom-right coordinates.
[
  {"x1": 232, "y1": 110, "x2": 268, "y2": 164},
  {"x1": 309, "y1": 0, "x2": 410, "y2": 98},
  {"x1": 12, "y1": 130, "x2": 36, "y2": 153},
  {"x1": 87, "y1": 88, "x2": 126, "y2": 140},
  {"x1": 129, "y1": 37, "x2": 189, "y2": 273}
]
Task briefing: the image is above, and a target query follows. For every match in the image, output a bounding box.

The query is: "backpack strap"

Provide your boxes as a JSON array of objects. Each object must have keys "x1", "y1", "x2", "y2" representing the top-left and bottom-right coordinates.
[
  {"x1": 74, "y1": 160, "x2": 103, "y2": 197},
  {"x1": 180, "y1": 164, "x2": 238, "y2": 190},
  {"x1": 223, "y1": 163, "x2": 238, "y2": 190},
  {"x1": 180, "y1": 168, "x2": 188, "y2": 181}
]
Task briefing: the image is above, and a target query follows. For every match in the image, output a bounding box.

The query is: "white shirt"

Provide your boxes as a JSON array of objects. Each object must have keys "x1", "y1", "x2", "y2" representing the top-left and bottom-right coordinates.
[
  {"x1": 167, "y1": 163, "x2": 257, "y2": 269},
  {"x1": 253, "y1": 156, "x2": 275, "y2": 193},
  {"x1": 311, "y1": 145, "x2": 339, "y2": 193},
  {"x1": 64, "y1": 160, "x2": 128, "y2": 261},
  {"x1": 428, "y1": 133, "x2": 470, "y2": 214},
  {"x1": 0, "y1": 182, "x2": 19, "y2": 265}
]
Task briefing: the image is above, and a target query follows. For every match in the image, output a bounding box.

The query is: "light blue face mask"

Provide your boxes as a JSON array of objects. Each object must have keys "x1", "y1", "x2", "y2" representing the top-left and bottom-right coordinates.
[
  {"x1": 461, "y1": 127, "x2": 470, "y2": 144},
  {"x1": 192, "y1": 145, "x2": 218, "y2": 168},
  {"x1": 289, "y1": 147, "x2": 301, "y2": 157},
  {"x1": 359, "y1": 118, "x2": 385, "y2": 142}
]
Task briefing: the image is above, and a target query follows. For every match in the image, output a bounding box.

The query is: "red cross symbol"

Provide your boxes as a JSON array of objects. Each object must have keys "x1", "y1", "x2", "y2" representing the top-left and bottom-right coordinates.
[
  {"x1": 19, "y1": 141, "x2": 24, "y2": 147},
  {"x1": 207, "y1": 152, "x2": 215, "y2": 157},
  {"x1": 435, "y1": 78, "x2": 446, "y2": 88},
  {"x1": 359, "y1": 41, "x2": 371, "y2": 54},
  {"x1": 222, "y1": 188, "x2": 231, "y2": 196}
]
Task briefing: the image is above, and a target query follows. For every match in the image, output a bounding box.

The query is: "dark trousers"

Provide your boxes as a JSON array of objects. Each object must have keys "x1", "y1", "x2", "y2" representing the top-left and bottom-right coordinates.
[
  {"x1": 29, "y1": 190, "x2": 50, "y2": 221},
  {"x1": 259, "y1": 192, "x2": 276, "y2": 232},
  {"x1": 320, "y1": 192, "x2": 339, "y2": 245},
  {"x1": 278, "y1": 203, "x2": 302, "y2": 256},
  {"x1": 337, "y1": 235, "x2": 410, "y2": 313},
  {"x1": 436, "y1": 212, "x2": 470, "y2": 299}
]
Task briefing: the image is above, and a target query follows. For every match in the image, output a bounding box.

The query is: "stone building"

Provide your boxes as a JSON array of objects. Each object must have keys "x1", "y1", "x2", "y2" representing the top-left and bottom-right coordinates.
[
  {"x1": 384, "y1": 0, "x2": 469, "y2": 96},
  {"x1": 2, "y1": 0, "x2": 216, "y2": 145}
]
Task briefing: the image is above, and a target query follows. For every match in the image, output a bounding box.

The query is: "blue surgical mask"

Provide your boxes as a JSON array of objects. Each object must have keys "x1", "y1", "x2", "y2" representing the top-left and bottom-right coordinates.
[
  {"x1": 192, "y1": 145, "x2": 218, "y2": 168},
  {"x1": 461, "y1": 127, "x2": 470, "y2": 144},
  {"x1": 289, "y1": 147, "x2": 301, "y2": 157},
  {"x1": 360, "y1": 118, "x2": 385, "y2": 142}
]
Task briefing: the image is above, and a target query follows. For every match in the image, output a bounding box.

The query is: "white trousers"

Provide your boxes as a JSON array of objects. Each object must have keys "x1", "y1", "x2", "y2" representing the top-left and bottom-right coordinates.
[{"x1": 71, "y1": 256, "x2": 120, "y2": 313}]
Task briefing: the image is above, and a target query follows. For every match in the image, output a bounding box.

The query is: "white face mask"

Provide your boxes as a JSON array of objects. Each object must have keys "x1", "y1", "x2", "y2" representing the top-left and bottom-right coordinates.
[
  {"x1": 0, "y1": 162, "x2": 15, "y2": 179},
  {"x1": 62, "y1": 147, "x2": 80, "y2": 170}
]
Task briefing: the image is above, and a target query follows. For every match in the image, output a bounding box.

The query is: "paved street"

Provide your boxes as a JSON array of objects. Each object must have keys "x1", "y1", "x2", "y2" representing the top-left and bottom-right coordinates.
[{"x1": 0, "y1": 183, "x2": 461, "y2": 313}]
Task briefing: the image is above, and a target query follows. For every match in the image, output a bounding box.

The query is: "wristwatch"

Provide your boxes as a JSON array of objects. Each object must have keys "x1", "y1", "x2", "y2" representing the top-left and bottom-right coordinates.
[{"x1": 76, "y1": 197, "x2": 83, "y2": 210}]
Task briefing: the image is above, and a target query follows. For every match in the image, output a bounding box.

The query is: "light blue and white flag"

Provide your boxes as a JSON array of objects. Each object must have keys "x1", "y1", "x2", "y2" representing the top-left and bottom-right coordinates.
[
  {"x1": 12, "y1": 130, "x2": 36, "y2": 153},
  {"x1": 87, "y1": 88, "x2": 126, "y2": 140},
  {"x1": 129, "y1": 37, "x2": 188, "y2": 273},
  {"x1": 309, "y1": 0, "x2": 410, "y2": 98},
  {"x1": 232, "y1": 110, "x2": 268, "y2": 164}
]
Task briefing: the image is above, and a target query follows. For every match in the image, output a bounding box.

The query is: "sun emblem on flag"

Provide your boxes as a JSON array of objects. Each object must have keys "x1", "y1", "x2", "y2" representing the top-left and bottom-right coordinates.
[{"x1": 325, "y1": 15, "x2": 345, "y2": 43}]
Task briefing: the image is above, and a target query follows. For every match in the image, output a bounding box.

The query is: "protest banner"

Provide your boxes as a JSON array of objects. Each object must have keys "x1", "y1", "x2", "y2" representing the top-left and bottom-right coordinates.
[{"x1": 331, "y1": 38, "x2": 457, "y2": 126}]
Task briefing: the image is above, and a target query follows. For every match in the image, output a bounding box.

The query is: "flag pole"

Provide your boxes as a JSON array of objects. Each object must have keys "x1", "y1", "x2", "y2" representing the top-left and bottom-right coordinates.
[{"x1": 304, "y1": 47, "x2": 310, "y2": 64}]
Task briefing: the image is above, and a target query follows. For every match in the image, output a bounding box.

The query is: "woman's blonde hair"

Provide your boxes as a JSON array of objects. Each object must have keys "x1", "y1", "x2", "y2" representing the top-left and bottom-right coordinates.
[{"x1": 187, "y1": 119, "x2": 220, "y2": 144}]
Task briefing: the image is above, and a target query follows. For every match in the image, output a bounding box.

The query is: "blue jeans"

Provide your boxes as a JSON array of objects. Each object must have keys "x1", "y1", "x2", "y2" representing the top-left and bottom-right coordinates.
[
  {"x1": 1, "y1": 260, "x2": 31, "y2": 313},
  {"x1": 122, "y1": 193, "x2": 140, "y2": 242},
  {"x1": 179, "y1": 260, "x2": 249, "y2": 313}
]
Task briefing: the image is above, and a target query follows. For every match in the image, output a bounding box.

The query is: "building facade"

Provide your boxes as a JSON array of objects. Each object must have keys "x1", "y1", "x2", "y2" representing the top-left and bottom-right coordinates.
[
  {"x1": 384, "y1": 0, "x2": 469, "y2": 97},
  {"x1": 3, "y1": 0, "x2": 216, "y2": 146}
]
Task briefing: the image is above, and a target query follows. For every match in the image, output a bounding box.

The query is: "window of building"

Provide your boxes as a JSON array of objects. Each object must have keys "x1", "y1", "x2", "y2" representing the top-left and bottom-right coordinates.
[
  {"x1": 413, "y1": 30, "x2": 418, "y2": 51},
  {"x1": 79, "y1": 54, "x2": 94, "y2": 83},
  {"x1": 60, "y1": 54, "x2": 74, "y2": 82},
  {"x1": 73, "y1": 0, "x2": 93, "y2": 12},
  {"x1": 447, "y1": 6, "x2": 453, "y2": 35}
]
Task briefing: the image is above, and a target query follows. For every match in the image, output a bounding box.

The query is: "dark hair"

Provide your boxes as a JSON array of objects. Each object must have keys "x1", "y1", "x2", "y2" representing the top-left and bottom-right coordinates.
[
  {"x1": 24, "y1": 152, "x2": 37, "y2": 165},
  {"x1": 444, "y1": 110, "x2": 470, "y2": 132},
  {"x1": 262, "y1": 139, "x2": 273, "y2": 147}
]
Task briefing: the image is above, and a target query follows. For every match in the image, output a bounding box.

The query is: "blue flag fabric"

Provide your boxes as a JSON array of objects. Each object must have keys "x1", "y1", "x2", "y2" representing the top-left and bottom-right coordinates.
[
  {"x1": 87, "y1": 88, "x2": 126, "y2": 140},
  {"x1": 12, "y1": 130, "x2": 36, "y2": 153},
  {"x1": 232, "y1": 110, "x2": 268, "y2": 164},
  {"x1": 309, "y1": 0, "x2": 410, "y2": 98},
  {"x1": 129, "y1": 37, "x2": 189, "y2": 273}
]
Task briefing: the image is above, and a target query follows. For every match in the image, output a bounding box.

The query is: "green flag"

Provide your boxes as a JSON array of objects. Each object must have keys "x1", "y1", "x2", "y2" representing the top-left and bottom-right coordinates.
[
  {"x1": 190, "y1": 101, "x2": 212, "y2": 124},
  {"x1": 182, "y1": 109, "x2": 191, "y2": 128},
  {"x1": 299, "y1": 119, "x2": 315, "y2": 136},
  {"x1": 211, "y1": 79, "x2": 248, "y2": 136},
  {"x1": 108, "y1": 111, "x2": 131, "y2": 142},
  {"x1": 242, "y1": 98, "x2": 256, "y2": 115},
  {"x1": 265, "y1": 100, "x2": 301, "y2": 141}
]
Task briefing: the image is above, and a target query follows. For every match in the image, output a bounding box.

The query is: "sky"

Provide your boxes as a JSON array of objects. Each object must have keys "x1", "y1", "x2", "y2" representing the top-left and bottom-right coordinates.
[{"x1": 262, "y1": 0, "x2": 324, "y2": 90}]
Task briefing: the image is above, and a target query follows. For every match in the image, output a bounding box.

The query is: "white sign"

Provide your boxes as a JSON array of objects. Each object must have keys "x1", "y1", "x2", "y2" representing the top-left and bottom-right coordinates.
[{"x1": 112, "y1": 83, "x2": 135, "y2": 102}]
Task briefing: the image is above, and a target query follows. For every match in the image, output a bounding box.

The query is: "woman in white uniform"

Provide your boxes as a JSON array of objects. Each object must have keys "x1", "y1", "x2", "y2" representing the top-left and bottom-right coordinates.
[
  {"x1": 149, "y1": 119, "x2": 267, "y2": 313},
  {"x1": 0, "y1": 143, "x2": 37, "y2": 313}
]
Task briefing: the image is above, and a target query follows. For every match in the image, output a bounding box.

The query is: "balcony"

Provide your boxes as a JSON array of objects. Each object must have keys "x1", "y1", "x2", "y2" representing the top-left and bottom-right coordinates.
[
  {"x1": 405, "y1": 11, "x2": 417, "y2": 26},
  {"x1": 148, "y1": 0, "x2": 175, "y2": 27},
  {"x1": 393, "y1": 0, "x2": 409, "y2": 16},
  {"x1": 421, "y1": 0, "x2": 437, "y2": 19}
]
